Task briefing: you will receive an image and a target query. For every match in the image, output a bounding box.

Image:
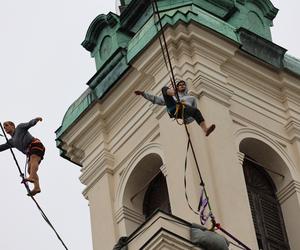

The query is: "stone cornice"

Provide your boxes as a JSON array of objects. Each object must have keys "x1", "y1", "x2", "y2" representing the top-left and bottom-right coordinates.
[
  {"x1": 238, "y1": 28, "x2": 287, "y2": 69},
  {"x1": 277, "y1": 180, "x2": 300, "y2": 204},
  {"x1": 231, "y1": 111, "x2": 291, "y2": 144},
  {"x1": 115, "y1": 206, "x2": 144, "y2": 225},
  {"x1": 194, "y1": 75, "x2": 234, "y2": 108},
  {"x1": 81, "y1": 149, "x2": 115, "y2": 180},
  {"x1": 282, "y1": 88, "x2": 300, "y2": 117},
  {"x1": 125, "y1": 210, "x2": 204, "y2": 249},
  {"x1": 81, "y1": 150, "x2": 115, "y2": 198},
  {"x1": 62, "y1": 105, "x2": 105, "y2": 146},
  {"x1": 285, "y1": 118, "x2": 300, "y2": 144},
  {"x1": 67, "y1": 145, "x2": 85, "y2": 165}
]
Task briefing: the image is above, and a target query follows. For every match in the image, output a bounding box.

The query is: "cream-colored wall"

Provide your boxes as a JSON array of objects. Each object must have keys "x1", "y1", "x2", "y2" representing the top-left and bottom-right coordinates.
[{"x1": 60, "y1": 22, "x2": 300, "y2": 250}]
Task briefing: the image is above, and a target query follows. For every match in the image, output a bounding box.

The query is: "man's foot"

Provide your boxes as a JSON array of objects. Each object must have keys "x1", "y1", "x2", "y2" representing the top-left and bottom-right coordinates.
[
  {"x1": 205, "y1": 124, "x2": 216, "y2": 137},
  {"x1": 27, "y1": 189, "x2": 41, "y2": 196}
]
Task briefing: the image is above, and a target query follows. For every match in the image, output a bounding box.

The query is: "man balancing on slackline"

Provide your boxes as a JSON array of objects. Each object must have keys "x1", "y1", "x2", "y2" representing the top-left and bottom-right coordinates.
[{"x1": 0, "y1": 117, "x2": 45, "y2": 196}]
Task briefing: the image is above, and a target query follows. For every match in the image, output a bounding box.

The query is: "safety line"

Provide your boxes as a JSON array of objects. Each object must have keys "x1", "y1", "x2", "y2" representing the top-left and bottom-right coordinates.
[
  {"x1": 0, "y1": 122, "x2": 69, "y2": 250},
  {"x1": 151, "y1": 0, "x2": 214, "y2": 223},
  {"x1": 150, "y1": 1, "x2": 252, "y2": 249},
  {"x1": 151, "y1": 0, "x2": 179, "y2": 101},
  {"x1": 216, "y1": 224, "x2": 251, "y2": 250},
  {"x1": 151, "y1": 2, "x2": 173, "y2": 83}
]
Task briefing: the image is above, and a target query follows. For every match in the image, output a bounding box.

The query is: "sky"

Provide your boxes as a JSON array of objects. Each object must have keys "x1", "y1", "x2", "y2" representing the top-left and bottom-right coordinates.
[{"x1": 0, "y1": 1, "x2": 299, "y2": 250}]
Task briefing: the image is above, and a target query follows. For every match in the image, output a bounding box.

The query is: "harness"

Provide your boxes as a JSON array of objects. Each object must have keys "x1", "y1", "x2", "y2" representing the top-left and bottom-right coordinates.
[{"x1": 167, "y1": 102, "x2": 186, "y2": 125}]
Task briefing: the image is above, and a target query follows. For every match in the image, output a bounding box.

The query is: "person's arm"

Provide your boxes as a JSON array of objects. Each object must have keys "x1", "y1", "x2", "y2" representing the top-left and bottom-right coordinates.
[
  {"x1": 18, "y1": 117, "x2": 43, "y2": 130},
  {"x1": 0, "y1": 141, "x2": 12, "y2": 152},
  {"x1": 191, "y1": 96, "x2": 197, "y2": 108},
  {"x1": 134, "y1": 91, "x2": 165, "y2": 106}
]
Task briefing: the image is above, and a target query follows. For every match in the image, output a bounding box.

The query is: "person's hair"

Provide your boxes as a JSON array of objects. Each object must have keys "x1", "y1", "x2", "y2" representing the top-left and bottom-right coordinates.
[
  {"x1": 175, "y1": 79, "x2": 186, "y2": 86},
  {"x1": 4, "y1": 121, "x2": 15, "y2": 128}
]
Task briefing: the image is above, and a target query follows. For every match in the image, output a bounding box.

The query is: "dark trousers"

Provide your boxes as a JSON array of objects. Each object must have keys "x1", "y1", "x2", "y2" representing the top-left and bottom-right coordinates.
[{"x1": 161, "y1": 86, "x2": 204, "y2": 125}]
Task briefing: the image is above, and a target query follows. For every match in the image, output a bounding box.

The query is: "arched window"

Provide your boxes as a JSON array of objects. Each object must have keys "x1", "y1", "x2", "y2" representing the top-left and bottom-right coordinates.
[
  {"x1": 243, "y1": 158, "x2": 290, "y2": 250},
  {"x1": 143, "y1": 172, "x2": 171, "y2": 219},
  {"x1": 121, "y1": 153, "x2": 171, "y2": 234}
]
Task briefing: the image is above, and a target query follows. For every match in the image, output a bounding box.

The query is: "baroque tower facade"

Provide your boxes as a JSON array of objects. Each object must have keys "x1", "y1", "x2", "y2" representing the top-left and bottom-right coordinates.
[{"x1": 56, "y1": 1, "x2": 300, "y2": 249}]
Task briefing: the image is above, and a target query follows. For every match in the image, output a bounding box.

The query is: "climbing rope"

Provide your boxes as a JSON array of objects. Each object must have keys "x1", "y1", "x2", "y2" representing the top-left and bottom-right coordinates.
[
  {"x1": 151, "y1": 0, "x2": 214, "y2": 224},
  {"x1": 151, "y1": 0, "x2": 178, "y2": 99},
  {"x1": 0, "y1": 122, "x2": 69, "y2": 250},
  {"x1": 183, "y1": 127, "x2": 213, "y2": 225},
  {"x1": 150, "y1": 1, "x2": 252, "y2": 249}
]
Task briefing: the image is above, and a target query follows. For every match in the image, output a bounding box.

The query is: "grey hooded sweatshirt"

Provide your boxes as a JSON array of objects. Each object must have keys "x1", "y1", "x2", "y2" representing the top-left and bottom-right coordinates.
[
  {"x1": 142, "y1": 86, "x2": 197, "y2": 124},
  {"x1": 0, "y1": 118, "x2": 39, "y2": 154}
]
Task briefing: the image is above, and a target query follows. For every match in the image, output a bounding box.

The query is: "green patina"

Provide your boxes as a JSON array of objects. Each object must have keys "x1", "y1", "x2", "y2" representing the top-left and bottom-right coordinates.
[
  {"x1": 283, "y1": 55, "x2": 300, "y2": 76},
  {"x1": 81, "y1": 12, "x2": 132, "y2": 70},
  {"x1": 56, "y1": 0, "x2": 300, "y2": 153},
  {"x1": 55, "y1": 88, "x2": 97, "y2": 139}
]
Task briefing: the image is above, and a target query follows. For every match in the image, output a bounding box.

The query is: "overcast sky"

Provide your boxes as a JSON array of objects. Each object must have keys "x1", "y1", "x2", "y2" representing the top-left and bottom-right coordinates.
[{"x1": 0, "y1": 1, "x2": 299, "y2": 250}]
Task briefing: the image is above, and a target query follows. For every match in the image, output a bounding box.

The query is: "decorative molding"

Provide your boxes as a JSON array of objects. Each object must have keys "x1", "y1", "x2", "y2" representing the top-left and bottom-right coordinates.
[
  {"x1": 113, "y1": 127, "x2": 161, "y2": 174},
  {"x1": 232, "y1": 117, "x2": 248, "y2": 128},
  {"x1": 222, "y1": 51, "x2": 284, "y2": 98},
  {"x1": 115, "y1": 141, "x2": 164, "y2": 208},
  {"x1": 125, "y1": 211, "x2": 202, "y2": 249},
  {"x1": 152, "y1": 102, "x2": 167, "y2": 121},
  {"x1": 237, "y1": 152, "x2": 245, "y2": 167},
  {"x1": 193, "y1": 0, "x2": 236, "y2": 20},
  {"x1": 115, "y1": 206, "x2": 144, "y2": 225},
  {"x1": 195, "y1": 76, "x2": 233, "y2": 108},
  {"x1": 61, "y1": 103, "x2": 105, "y2": 146},
  {"x1": 238, "y1": 28, "x2": 286, "y2": 69},
  {"x1": 277, "y1": 180, "x2": 300, "y2": 205},
  {"x1": 285, "y1": 117, "x2": 300, "y2": 143},
  {"x1": 61, "y1": 142, "x2": 85, "y2": 165},
  {"x1": 81, "y1": 167, "x2": 114, "y2": 199},
  {"x1": 234, "y1": 127, "x2": 298, "y2": 178},
  {"x1": 68, "y1": 145, "x2": 85, "y2": 164},
  {"x1": 80, "y1": 150, "x2": 115, "y2": 196},
  {"x1": 82, "y1": 12, "x2": 120, "y2": 52},
  {"x1": 231, "y1": 111, "x2": 290, "y2": 144},
  {"x1": 139, "y1": 231, "x2": 198, "y2": 250},
  {"x1": 160, "y1": 164, "x2": 168, "y2": 177}
]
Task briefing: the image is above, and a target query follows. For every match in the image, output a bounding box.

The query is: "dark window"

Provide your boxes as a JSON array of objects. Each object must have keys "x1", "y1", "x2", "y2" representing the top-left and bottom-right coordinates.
[
  {"x1": 243, "y1": 158, "x2": 290, "y2": 250},
  {"x1": 143, "y1": 172, "x2": 171, "y2": 219}
]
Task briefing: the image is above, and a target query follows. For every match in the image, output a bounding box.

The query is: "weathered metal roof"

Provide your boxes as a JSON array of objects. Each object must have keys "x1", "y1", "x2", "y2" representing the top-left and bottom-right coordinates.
[{"x1": 56, "y1": 0, "x2": 300, "y2": 148}]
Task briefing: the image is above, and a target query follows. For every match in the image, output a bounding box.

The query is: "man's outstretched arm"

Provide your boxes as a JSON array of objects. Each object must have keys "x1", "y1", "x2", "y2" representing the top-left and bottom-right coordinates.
[
  {"x1": 0, "y1": 142, "x2": 11, "y2": 152},
  {"x1": 134, "y1": 90, "x2": 165, "y2": 105},
  {"x1": 18, "y1": 117, "x2": 43, "y2": 130}
]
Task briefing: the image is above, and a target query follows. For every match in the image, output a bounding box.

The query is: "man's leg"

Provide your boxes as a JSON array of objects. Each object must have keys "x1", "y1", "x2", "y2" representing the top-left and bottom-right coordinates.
[
  {"x1": 184, "y1": 105, "x2": 215, "y2": 136},
  {"x1": 27, "y1": 154, "x2": 41, "y2": 195}
]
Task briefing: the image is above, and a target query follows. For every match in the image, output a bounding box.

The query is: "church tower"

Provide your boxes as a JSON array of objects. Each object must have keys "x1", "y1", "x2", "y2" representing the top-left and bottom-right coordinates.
[{"x1": 56, "y1": 1, "x2": 300, "y2": 249}]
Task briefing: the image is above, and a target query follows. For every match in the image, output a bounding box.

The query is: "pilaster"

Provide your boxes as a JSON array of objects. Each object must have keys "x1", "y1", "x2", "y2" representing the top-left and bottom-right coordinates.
[{"x1": 277, "y1": 181, "x2": 300, "y2": 250}]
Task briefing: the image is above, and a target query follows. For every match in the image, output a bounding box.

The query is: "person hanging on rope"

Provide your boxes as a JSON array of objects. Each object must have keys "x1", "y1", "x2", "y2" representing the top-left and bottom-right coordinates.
[
  {"x1": 135, "y1": 80, "x2": 215, "y2": 136},
  {"x1": 0, "y1": 118, "x2": 45, "y2": 196}
]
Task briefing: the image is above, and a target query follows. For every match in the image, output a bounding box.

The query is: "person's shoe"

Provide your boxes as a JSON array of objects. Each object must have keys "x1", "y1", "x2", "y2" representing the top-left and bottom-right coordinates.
[
  {"x1": 27, "y1": 189, "x2": 41, "y2": 196},
  {"x1": 205, "y1": 124, "x2": 216, "y2": 137}
]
